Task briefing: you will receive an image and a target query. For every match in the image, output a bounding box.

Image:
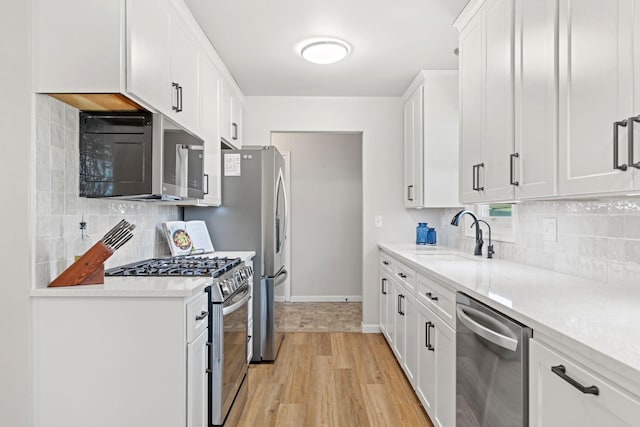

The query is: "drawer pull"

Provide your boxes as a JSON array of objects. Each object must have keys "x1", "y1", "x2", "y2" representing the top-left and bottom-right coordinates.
[
  {"x1": 195, "y1": 311, "x2": 209, "y2": 321},
  {"x1": 551, "y1": 365, "x2": 599, "y2": 396},
  {"x1": 398, "y1": 273, "x2": 407, "y2": 279},
  {"x1": 425, "y1": 292, "x2": 439, "y2": 301},
  {"x1": 382, "y1": 260, "x2": 390, "y2": 266}
]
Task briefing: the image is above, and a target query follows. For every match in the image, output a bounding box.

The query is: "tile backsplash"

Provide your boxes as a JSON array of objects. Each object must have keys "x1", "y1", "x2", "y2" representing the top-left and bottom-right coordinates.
[
  {"x1": 34, "y1": 95, "x2": 180, "y2": 287},
  {"x1": 434, "y1": 200, "x2": 640, "y2": 284}
]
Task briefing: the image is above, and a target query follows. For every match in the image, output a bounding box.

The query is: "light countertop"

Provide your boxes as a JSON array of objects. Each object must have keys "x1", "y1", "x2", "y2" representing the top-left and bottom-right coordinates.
[
  {"x1": 379, "y1": 243, "x2": 640, "y2": 387},
  {"x1": 31, "y1": 251, "x2": 256, "y2": 298}
]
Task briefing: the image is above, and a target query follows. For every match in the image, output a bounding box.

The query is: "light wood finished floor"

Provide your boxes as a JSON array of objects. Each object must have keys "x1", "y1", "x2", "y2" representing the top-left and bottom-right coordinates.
[{"x1": 234, "y1": 332, "x2": 434, "y2": 427}]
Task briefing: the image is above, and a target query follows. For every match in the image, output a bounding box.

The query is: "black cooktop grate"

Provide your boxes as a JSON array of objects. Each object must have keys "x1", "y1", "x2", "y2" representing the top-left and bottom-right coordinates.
[{"x1": 105, "y1": 256, "x2": 242, "y2": 278}]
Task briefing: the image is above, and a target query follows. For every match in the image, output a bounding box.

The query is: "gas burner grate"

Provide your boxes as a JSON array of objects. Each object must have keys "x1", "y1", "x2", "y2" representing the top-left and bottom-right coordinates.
[{"x1": 105, "y1": 256, "x2": 242, "y2": 278}]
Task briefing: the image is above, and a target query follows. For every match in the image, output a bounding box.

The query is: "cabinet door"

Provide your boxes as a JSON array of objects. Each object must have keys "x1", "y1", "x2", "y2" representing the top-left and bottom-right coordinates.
[
  {"x1": 379, "y1": 273, "x2": 389, "y2": 338},
  {"x1": 530, "y1": 339, "x2": 640, "y2": 427},
  {"x1": 416, "y1": 305, "x2": 436, "y2": 416},
  {"x1": 199, "y1": 55, "x2": 221, "y2": 206},
  {"x1": 404, "y1": 86, "x2": 423, "y2": 207},
  {"x1": 385, "y1": 277, "x2": 396, "y2": 348},
  {"x1": 433, "y1": 314, "x2": 456, "y2": 427},
  {"x1": 170, "y1": 17, "x2": 200, "y2": 133},
  {"x1": 126, "y1": 0, "x2": 172, "y2": 113},
  {"x1": 482, "y1": 0, "x2": 515, "y2": 202},
  {"x1": 187, "y1": 331, "x2": 208, "y2": 427},
  {"x1": 402, "y1": 292, "x2": 418, "y2": 386},
  {"x1": 231, "y1": 94, "x2": 243, "y2": 148},
  {"x1": 459, "y1": 14, "x2": 484, "y2": 204},
  {"x1": 558, "y1": 0, "x2": 634, "y2": 195},
  {"x1": 220, "y1": 82, "x2": 234, "y2": 146},
  {"x1": 514, "y1": 0, "x2": 558, "y2": 199},
  {"x1": 392, "y1": 282, "x2": 404, "y2": 363}
]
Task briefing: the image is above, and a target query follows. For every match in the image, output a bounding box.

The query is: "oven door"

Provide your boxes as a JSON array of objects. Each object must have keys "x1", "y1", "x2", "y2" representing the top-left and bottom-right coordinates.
[{"x1": 220, "y1": 286, "x2": 250, "y2": 423}]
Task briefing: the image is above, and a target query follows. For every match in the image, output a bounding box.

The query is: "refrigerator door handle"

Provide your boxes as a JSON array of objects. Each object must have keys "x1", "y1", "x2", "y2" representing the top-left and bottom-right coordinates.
[
  {"x1": 275, "y1": 169, "x2": 288, "y2": 254},
  {"x1": 266, "y1": 266, "x2": 288, "y2": 287}
]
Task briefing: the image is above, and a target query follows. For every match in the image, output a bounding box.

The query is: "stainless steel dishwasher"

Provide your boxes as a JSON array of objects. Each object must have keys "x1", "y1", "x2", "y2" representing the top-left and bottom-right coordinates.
[{"x1": 456, "y1": 293, "x2": 532, "y2": 427}]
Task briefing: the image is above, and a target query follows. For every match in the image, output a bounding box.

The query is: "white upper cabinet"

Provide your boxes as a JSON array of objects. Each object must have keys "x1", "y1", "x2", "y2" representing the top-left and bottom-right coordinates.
[
  {"x1": 558, "y1": 0, "x2": 635, "y2": 195},
  {"x1": 197, "y1": 54, "x2": 222, "y2": 206},
  {"x1": 456, "y1": 0, "x2": 560, "y2": 202},
  {"x1": 126, "y1": 0, "x2": 172, "y2": 115},
  {"x1": 33, "y1": 0, "x2": 124, "y2": 93},
  {"x1": 169, "y1": 17, "x2": 201, "y2": 133},
  {"x1": 403, "y1": 71, "x2": 460, "y2": 208},
  {"x1": 220, "y1": 81, "x2": 243, "y2": 149},
  {"x1": 456, "y1": 0, "x2": 515, "y2": 204},
  {"x1": 513, "y1": 0, "x2": 558, "y2": 199},
  {"x1": 483, "y1": 0, "x2": 515, "y2": 202},
  {"x1": 127, "y1": 0, "x2": 200, "y2": 133},
  {"x1": 459, "y1": 15, "x2": 485, "y2": 204}
]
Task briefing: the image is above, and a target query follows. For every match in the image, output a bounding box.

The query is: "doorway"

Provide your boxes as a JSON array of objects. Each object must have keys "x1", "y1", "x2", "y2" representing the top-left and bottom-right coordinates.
[{"x1": 272, "y1": 132, "x2": 363, "y2": 303}]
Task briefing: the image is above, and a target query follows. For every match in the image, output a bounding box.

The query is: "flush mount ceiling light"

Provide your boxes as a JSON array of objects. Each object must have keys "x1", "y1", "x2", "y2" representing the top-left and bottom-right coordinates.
[{"x1": 299, "y1": 38, "x2": 351, "y2": 65}]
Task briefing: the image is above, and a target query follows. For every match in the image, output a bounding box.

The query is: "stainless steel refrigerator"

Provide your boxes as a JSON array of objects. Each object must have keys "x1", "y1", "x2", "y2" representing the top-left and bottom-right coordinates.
[{"x1": 185, "y1": 146, "x2": 288, "y2": 362}]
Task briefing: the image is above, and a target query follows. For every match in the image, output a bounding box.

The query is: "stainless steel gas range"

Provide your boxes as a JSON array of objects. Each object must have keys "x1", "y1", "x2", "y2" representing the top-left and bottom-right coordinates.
[{"x1": 106, "y1": 255, "x2": 253, "y2": 426}]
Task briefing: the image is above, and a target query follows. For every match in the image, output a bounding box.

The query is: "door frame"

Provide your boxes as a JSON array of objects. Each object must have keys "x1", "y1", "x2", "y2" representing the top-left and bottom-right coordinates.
[{"x1": 281, "y1": 150, "x2": 292, "y2": 302}]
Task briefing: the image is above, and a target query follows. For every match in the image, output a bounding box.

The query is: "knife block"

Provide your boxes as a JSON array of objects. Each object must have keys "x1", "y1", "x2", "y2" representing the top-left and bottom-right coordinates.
[{"x1": 48, "y1": 242, "x2": 113, "y2": 287}]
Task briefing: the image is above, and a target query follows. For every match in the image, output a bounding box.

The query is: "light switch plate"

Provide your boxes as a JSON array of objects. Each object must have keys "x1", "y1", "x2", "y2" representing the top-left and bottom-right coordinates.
[
  {"x1": 374, "y1": 215, "x2": 383, "y2": 228},
  {"x1": 543, "y1": 217, "x2": 557, "y2": 242}
]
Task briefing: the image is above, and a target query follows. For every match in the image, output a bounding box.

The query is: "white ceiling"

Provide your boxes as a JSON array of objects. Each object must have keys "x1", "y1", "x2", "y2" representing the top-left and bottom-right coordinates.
[{"x1": 185, "y1": 0, "x2": 469, "y2": 97}]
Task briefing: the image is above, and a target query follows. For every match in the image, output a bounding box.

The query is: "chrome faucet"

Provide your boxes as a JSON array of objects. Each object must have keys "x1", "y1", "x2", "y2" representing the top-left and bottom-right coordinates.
[{"x1": 450, "y1": 210, "x2": 483, "y2": 256}]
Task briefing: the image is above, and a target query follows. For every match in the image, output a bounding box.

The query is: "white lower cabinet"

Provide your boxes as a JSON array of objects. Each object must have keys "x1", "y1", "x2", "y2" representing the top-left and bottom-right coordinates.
[
  {"x1": 33, "y1": 291, "x2": 210, "y2": 427},
  {"x1": 187, "y1": 330, "x2": 209, "y2": 427},
  {"x1": 378, "y1": 250, "x2": 456, "y2": 426},
  {"x1": 416, "y1": 301, "x2": 456, "y2": 427},
  {"x1": 530, "y1": 339, "x2": 640, "y2": 427}
]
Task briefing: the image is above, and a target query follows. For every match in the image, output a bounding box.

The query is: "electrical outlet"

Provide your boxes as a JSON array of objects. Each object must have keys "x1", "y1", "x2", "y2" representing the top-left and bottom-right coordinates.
[
  {"x1": 374, "y1": 215, "x2": 383, "y2": 228},
  {"x1": 543, "y1": 217, "x2": 557, "y2": 242}
]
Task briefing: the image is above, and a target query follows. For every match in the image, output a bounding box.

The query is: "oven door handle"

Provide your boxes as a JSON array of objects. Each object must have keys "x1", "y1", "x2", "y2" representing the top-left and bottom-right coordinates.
[{"x1": 223, "y1": 289, "x2": 250, "y2": 316}]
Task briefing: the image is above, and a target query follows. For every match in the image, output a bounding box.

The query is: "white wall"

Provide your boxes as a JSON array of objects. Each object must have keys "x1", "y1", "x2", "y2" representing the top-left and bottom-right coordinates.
[
  {"x1": 0, "y1": 1, "x2": 31, "y2": 425},
  {"x1": 272, "y1": 132, "x2": 363, "y2": 301},
  {"x1": 244, "y1": 96, "x2": 445, "y2": 330}
]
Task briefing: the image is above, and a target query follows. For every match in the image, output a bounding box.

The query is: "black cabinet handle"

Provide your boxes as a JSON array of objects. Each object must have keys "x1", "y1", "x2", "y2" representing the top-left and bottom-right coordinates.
[
  {"x1": 425, "y1": 321, "x2": 434, "y2": 351},
  {"x1": 398, "y1": 273, "x2": 407, "y2": 279},
  {"x1": 472, "y1": 164, "x2": 478, "y2": 191},
  {"x1": 195, "y1": 311, "x2": 209, "y2": 321},
  {"x1": 382, "y1": 260, "x2": 390, "y2": 266},
  {"x1": 381, "y1": 278, "x2": 387, "y2": 295},
  {"x1": 551, "y1": 365, "x2": 599, "y2": 395},
  {"x1": 477, "y1": 162, "x2": 485, "y2": 191},
  {"x1": 397, "y1": 295, "x2": 401, "y2": 314},
  {"x1": 400, "y1": 295, "x2": 405, "y2": 316},
  {"x1": 510, "y1": 153, "x2": 519, "y2": 186},
  {"x1": 407, "y1": 185, "x2": 414, "y2": 201},
  {"x1": 425, "y1": 292, "x2": 438, "y2": 301},
  {"x1": 629, "y1": 116, "x2": 640, "y2": 169},
  {"x1": 172, "y1": 82, "x2": 180, "y2": 111},
  {"x1": 614, "y1": 120, "x2": 628, "y2": 171},
  {"x1": 203, "y1": 173, "x2": 209, "y2": 195},
  {"x1": 232, "y1": 122, "x2": 238, "y2": 140}
]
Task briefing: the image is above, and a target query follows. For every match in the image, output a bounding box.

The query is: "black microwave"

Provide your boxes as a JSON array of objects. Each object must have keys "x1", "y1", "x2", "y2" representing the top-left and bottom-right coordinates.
[{"x1": 79, "y1": 111, "x2": 205, "y2": 201}]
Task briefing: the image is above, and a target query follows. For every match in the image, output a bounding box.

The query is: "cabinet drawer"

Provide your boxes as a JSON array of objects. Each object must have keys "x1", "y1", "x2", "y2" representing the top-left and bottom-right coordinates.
[
  {"x1": 417, "y1": 273, "x2": 456, "y2": 330},
  {"x1": 380, "y1": 252, "x2": 394, "y2": 275},
  {"x1": 187, "y1": 292, "x2": 209, "y2": 343},
  {"x1": 530, "y1": 339, "x2": 640, "y2": 427},
  {"x1": 394, "y1": 261, "x2": 416, "y2": 291}
]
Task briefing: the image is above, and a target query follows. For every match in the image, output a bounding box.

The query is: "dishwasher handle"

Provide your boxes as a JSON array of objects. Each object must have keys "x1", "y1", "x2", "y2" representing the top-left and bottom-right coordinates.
[{"x1": 456, "y1": 305, "x2": 519, "y2": 352}]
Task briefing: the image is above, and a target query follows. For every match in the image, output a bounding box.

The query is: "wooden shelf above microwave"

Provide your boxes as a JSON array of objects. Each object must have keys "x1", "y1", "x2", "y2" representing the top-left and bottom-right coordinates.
[{"x1": 48, "y1": 93, "x2": 145, "y2": 111}]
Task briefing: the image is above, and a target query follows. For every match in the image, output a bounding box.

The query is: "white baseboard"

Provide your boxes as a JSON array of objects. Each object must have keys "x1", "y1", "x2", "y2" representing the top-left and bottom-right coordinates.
[
  {"x1": 361, "y1": 323, "x2": 381, "y2": 334},
  {"x1": 288, "y1": 295, "x2": 363, "y2": 303}
]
